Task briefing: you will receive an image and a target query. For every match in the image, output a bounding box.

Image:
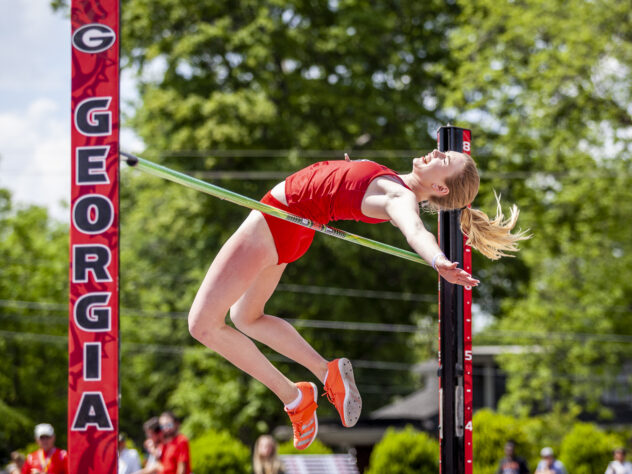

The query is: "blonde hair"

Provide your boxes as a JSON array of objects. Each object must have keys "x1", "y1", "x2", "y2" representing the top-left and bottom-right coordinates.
[
  {"x1": 427, "y1": 152, "x2": 530, "y2": 260},
  {"x1": 253, "y1": 435, "x2": 283, "y2": 474}
]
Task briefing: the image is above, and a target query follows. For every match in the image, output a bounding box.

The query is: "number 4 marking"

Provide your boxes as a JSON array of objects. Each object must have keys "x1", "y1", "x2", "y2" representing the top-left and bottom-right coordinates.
[{"x1": 465, "y1": 421, "x2": 473, "y2": 431}]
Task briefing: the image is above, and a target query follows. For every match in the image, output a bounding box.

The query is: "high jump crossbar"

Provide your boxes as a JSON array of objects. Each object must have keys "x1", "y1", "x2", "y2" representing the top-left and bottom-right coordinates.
[{"x1": 121, "y1": 151, "x2": 429, "y2": 267}]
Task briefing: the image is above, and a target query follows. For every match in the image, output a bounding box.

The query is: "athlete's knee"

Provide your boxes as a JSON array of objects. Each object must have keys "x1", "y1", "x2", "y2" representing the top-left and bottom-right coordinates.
[
  {"x1": 188, "y1": 306, "x2": 224, "y2": 343},
  {"x1": 229, "y1": 302, "x2": 263, "y2": 332},
  {"x1": 187, "y1": 310, "x2": 207, "y2": 342}
]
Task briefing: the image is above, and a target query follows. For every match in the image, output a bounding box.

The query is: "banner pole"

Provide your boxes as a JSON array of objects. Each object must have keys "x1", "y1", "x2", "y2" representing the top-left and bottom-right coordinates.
[{"x1": 69, "y1": 1, "x2": 120, "y2": 472}]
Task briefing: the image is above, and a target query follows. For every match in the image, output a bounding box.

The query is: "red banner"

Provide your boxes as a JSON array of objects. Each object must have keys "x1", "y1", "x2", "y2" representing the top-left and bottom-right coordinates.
[{"x1": 69, "y1": 1, "x2": 119, "y2": 472}]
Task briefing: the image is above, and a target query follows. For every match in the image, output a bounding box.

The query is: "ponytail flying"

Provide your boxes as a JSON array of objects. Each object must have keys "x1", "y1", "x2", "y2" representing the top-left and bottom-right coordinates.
[
  {"x1": 460, "y1": 193, "x2": 530, "y2": 260},
  {"x1": 427, "y1": 152, "x2": 531, "y2": 260}
]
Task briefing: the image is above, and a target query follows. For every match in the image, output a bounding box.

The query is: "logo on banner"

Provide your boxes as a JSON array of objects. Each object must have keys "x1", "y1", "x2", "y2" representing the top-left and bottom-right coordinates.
[{"x1": 72, "y1": 24, "x2": 116, "y2": 53}]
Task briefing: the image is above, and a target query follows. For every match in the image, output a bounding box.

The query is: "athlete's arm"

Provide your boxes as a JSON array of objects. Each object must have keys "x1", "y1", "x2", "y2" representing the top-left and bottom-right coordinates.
[{"x1": 381, "y1": 186, "x2": 479, "y2": 287}]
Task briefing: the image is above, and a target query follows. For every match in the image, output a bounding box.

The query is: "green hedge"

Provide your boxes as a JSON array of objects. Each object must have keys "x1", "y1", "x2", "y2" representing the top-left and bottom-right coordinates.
[
  {"x1": 473, "y1": 409, "x2": 534, "y2": 474},
  {"x1": 559, "y1": 423, "x2": 621, "y2": 474},
  {"x1": 190, "y1": 429, "x2": 251, "y2": 474},
  {"x1": 470, "y1": 409, "x2": 628, "y2": 473},
  {"x1": 366, "y1": 426, "x2": 439, "y2": 474},
  {"x1": 185, "y1": 414, "x2": 627, "y2": 474}
]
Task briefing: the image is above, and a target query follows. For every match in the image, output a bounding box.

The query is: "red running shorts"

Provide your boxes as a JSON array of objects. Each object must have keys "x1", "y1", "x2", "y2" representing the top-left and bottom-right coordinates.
[{"x1": 260, "y1": 191, "x2": 316, "y2": 264}]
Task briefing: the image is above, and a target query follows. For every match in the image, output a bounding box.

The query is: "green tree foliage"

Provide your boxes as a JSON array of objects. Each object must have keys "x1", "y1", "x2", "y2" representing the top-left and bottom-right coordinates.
[
  {"x1": 457, "y1": 409, "x2": 629, "y2": 473},
  {"x1": 366, "y1": 425, "x2": 439, "y2": 474},
  {"x1": 189, "y1": 429, "x2": 251, "y2": 474},
  {"x1": 46, "y1": 0, "x2": 632, "y2": 448},
  {"x1": 111, "y1": 0, "x2": 467, "y2": 442},
  {"x1": 121, "y1": 0, "x2": 456, "y2": 151},
  {"x1": 558, "y1": 422, "x2": 621, "y2": 474},
  {"x1": 43, "y1": 0, "x2": 470, "y2": 447},
  {"x1": 0, "y1": 191, "x2": 69, "y2": 458},
  {"x1": 167, "y1": 348, "x2": 281, "y2": 440},
  {"x1": 520, "y1": 406, "x2": 579, "y2": 467},
  {"x1": 443, "y1": 0, "x2": 632, "y2": 416}
]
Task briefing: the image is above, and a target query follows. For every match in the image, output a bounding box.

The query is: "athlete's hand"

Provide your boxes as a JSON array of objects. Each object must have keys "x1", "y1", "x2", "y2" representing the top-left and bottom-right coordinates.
[{"x1": 435, "y1": 257, "x2": 479, "y2": 287}]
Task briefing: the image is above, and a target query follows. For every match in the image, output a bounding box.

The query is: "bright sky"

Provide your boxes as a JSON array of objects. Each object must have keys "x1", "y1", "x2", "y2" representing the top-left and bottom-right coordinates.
[{"x1": 0, "y1": 2, "x2": 141, "y2": 222}]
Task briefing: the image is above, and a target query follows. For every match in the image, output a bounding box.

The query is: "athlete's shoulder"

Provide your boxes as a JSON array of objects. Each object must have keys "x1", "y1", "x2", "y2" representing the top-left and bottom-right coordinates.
[{"x1": 346, "y1": 159, "x2": 393, "y2": 172}]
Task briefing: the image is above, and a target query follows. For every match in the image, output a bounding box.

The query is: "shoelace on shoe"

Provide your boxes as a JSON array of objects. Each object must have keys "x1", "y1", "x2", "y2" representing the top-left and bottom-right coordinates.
[
  {"x1": 321, "y1": 385, "x2": 344, "y2": 406},
  {"x1": 322, "y1": 386, "x2": 336, "y2": 405}
]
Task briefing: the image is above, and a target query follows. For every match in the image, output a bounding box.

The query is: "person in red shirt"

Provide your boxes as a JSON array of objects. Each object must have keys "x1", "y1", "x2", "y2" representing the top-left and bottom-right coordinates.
[
  {"x1": 159, "y1": 412, "x2": 190, "y2": 474},
  {"x1": 21, "y1": 423, "x2": 68, "y2": 474},
  {"x1": 187, "y1": 151, "x2": 529, "y2": 449}
]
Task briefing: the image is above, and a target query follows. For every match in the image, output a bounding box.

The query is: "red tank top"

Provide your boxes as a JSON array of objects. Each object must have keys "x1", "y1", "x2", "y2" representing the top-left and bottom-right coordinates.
[{"x1": 284, "y1": 160, "x2": 410, "y2": 224}]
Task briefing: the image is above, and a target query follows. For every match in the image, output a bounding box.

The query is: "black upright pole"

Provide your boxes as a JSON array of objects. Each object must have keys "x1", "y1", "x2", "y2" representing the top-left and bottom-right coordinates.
[{"x1": 437, "y1": 125, "x2": 470, "y2": 474}]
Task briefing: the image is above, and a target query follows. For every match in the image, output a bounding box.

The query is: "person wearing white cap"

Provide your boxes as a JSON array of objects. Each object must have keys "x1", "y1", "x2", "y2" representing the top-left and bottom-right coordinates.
[
  {"x1": 535, "y1": 447, "x2": 567, "y2": 474},
  {"x1": 21, "y1": 423, "x2": 68, "y2": 474}
]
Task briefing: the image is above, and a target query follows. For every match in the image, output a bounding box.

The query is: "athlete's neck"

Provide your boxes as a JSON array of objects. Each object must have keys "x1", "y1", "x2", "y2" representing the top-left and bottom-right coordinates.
[{"x1": 398, "y1": 173, "x2": 431, "y2": 202}]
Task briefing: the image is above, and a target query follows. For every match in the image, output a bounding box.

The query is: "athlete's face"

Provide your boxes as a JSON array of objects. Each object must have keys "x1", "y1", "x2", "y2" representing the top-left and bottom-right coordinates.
[{"x1": 412, "y1": 150, "x2": 466, "y2": 195}]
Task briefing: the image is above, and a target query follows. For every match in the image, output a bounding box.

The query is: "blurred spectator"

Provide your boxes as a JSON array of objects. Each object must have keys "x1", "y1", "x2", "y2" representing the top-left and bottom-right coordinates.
[
  {"x1": 496, "y1": 440, "x2": 529, "y2": 474},
  {"x1": 118, "y1": 433, "x2": 142, "y2": 474},
  {"x1": 253, "y1": 435, "x2": 284, "y2": 474},
  {"x1": 134, "y1": 417, "x2": 163, "y2": 474},
  {"x1": 159, "y1": 411, "x2": 191, "y2": 474},
  {"x1": 605, "y1": 447, "x2": 632, "y2": 474},
  {"x1": 6, "y1": 452, "x2": 25, "y2": 474},
  {"x1": 535, "y1": 447, "x2": 567, "y2": 474},
  {"x1": 21, "y1": 423, "x2": 68, "y2": 474}
]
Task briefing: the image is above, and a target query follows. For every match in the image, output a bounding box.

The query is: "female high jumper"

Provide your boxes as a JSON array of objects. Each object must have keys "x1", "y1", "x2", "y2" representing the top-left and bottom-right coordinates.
[{"x1": 187, "y1": 150, "x2": 528, "y2": 449}]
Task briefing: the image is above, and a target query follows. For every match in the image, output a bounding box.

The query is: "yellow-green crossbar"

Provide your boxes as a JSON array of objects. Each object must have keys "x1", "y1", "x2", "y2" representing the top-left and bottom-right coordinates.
[{"x1": 121, "y1": 152, "x2": 428, "y2": 266}]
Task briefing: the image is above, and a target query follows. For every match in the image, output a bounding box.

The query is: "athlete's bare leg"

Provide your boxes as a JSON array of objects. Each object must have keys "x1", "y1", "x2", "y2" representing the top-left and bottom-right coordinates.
[
  {"x1": 188, "y1": 211, "x2": 327, "y2": 405},
  {"x1": 230, "y1": 265, "x2": 328, "y2": 384}
]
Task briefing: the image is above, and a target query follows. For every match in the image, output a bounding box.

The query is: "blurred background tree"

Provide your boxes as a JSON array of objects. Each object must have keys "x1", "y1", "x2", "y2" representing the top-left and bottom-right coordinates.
[
  {"x1": 0, "y1": 189, "x2": 68, "y2": 458},
  {"x1": 114, "y1": 0, "x2": 465, "y2": 443},
  {"x1": 441, "y1": 0, "x2": 632, "y2": 417},
  {"x1": 19, "y1": 0, "x2": 630, "y2": 456}
]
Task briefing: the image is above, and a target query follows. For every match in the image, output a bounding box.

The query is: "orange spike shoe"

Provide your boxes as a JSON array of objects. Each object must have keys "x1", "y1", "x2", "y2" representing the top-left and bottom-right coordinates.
[
  {"x1": 285, "y1": 382, "x2": 319, "y2": 450},
  {"x1": 323, "y1": 358, "x2": 362, "y2": 427}
]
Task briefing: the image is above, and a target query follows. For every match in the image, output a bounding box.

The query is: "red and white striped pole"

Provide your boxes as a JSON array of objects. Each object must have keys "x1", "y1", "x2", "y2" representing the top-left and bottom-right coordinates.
[
  {"x1": 437, "y1": 126, "x2": 473, "y2": 474},
  {"x1": 69, "y1": 1, "x2": 120, "y2": 472}
]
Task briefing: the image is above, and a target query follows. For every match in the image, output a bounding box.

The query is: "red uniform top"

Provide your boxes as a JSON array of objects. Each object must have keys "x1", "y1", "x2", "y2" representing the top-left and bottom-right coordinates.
[
  {"x1": 284, "y1": 160, "x2": 410, "y2": 224},
  {"x1": 160, "y1": 434, "x2": 191, "y2": 474},
  {"x1": 22, "y1": 448, "x2": 68, "y2": 474}
]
